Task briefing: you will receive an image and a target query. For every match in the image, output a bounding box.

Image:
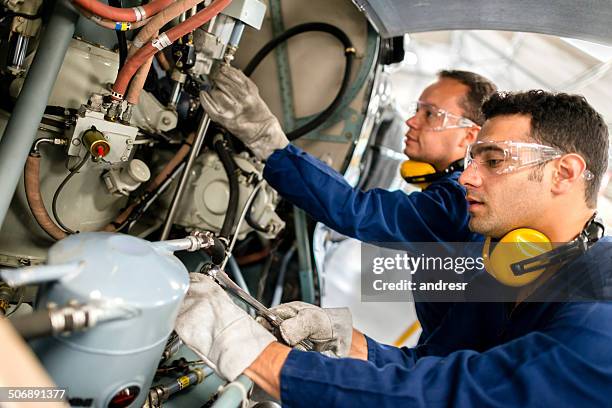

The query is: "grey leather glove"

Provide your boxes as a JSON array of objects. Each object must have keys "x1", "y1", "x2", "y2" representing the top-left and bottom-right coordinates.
[
  {"x1": 259, "y1": 301, "x2": 353, "y2": 357},
  {"x1": 175, "y1": 273, "x2": 276, "y2": 381},
  {"x1": 200, "y1": 64, "x2": 289, "y2": 161}
]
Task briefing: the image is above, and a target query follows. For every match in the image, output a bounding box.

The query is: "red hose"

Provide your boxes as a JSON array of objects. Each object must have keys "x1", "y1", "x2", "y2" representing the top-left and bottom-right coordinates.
[
  {"x1": 71, "y1": 0, "x2": 173, "y2": 23},
  {"x1": 112, "y1": 0, "x2": 231, "y2": 97}
]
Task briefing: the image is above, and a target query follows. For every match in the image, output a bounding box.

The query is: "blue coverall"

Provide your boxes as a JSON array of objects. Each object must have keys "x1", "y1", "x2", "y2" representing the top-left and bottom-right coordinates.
[
  {"x1": 263, "y1": 144, "x2": 482, "y2": 338},
  {"x1": 262, "y1": 145, "x2": 612, "y2": 406},
  {"x1": 279, "y1": 236, "x2": 612, "y2": 407}
]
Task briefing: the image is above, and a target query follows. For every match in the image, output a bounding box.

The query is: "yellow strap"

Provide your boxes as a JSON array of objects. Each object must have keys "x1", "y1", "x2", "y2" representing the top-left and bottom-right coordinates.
[{"x1": 393, "y1": 320, "x2": 421, "y2": 347}]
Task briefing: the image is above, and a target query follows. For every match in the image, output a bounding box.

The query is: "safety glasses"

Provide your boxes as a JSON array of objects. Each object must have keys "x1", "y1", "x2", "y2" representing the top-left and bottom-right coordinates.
[
  {"x1": 465, "y1": 140, "x2": 595, "y2": 180},
  {"x1": 409, "y1": 101, "x2": 478, "y2": 131}
]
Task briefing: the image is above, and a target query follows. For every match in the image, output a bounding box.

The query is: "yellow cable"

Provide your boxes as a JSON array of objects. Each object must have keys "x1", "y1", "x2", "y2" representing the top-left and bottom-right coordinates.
[{"x1": 393, "y1": 321, "x2": 421, "y2": 347}]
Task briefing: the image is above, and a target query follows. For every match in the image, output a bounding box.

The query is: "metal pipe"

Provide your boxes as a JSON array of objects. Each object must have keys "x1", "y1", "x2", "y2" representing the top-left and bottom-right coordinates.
[
  {"x1": 227, "y1": 255, "x2": 250, "y2": 295},
  {"x1": 211, "y1": 374, "x2": 253, "y2": 408},
  {"x1": 272, "y1": 245, "x2": 296, "y2": 306},
  {"x1": 9, "y1": 34, "x2": 29, "y2": 72},
  {"x1": 160, "y1": 113, "x2": 211, "y2": 239},
  {"x1": 220, "y1": 181, "x2": 265, "y2": 270},
  {"x1": 169, "y1": 81, "x2": 183, "y2": 108},
  {"x1": 0, "y1": 262, "x2": 83, "y2": 286},
  {"x1": 294, "y1": 207, "x2": 315, "y2": 304},
  {"x1": 0, "y1": 0, "x2": 79, "y2": 227}
]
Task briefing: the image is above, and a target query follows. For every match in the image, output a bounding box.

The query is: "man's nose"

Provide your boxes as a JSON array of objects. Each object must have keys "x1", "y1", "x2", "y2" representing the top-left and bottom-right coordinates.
[
  {"x1": 459, "y1": 162, "x2": 483, "y2": 188},
  {"x1": 405, "y1": 113, "x2": 421, "y2": 130}
]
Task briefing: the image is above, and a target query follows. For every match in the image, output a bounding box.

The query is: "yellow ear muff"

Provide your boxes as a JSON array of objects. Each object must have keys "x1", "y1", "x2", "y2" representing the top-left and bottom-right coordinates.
[
  {"x1": 400, "y1": 160, "x2": 437, "y2": 189},
  {"x1": 482, "y1": 229, "x2": 553, "y2": 287}
]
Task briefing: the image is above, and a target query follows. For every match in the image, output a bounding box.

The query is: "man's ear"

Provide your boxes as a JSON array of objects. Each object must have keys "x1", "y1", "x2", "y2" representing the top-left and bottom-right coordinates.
[
  {"x1": 458, "y1": 125, "x2": 480, "y2": 148},
  {"x1": 551, "y1": 154, "x2": 588, "y2": 194}
]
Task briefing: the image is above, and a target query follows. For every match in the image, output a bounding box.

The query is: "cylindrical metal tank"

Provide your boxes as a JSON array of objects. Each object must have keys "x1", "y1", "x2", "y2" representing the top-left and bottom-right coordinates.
[{"x1": 30, "y1": 232, "x2": 189, "y2": 408}]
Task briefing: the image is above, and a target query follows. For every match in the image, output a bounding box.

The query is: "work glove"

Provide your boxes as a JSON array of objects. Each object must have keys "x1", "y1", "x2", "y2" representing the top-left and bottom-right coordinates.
[
  {"x1": 175, "y1": 273, "x2": 276, "y2": 381},
  {"x1": 200, "y1": 64, "x2": 289, "y2": 161},
  {"x1": 258, "y1": 301, "x2": 352, "y2": 358}
]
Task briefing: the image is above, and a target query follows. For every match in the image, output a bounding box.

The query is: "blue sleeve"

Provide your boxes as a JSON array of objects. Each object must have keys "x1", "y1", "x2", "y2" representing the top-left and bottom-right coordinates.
[
  {"x1": 279, "y1": 304, "x2": 612, "y2": 407},
  {"x1": 264, "y1": 145, "x2": 473, "y2": 244},
  {"x1": 365, "y1": 335, "x2": 418, "y2": 368}
]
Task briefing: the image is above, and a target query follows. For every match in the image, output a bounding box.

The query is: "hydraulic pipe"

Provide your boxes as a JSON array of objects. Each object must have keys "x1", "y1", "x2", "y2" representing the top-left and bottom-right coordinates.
[
  {"x1": 214, "y1": 135, "x2": 239, "y2": 240},
  {"x1": 0, "y1": 0, "x2": 79, "y2": 227},
  {"x1": 160, "y1": 113, "x2": 211, "y2": 240},
  {"x1": 71, "y1": 0, "x2": 172, "y2": 23}
]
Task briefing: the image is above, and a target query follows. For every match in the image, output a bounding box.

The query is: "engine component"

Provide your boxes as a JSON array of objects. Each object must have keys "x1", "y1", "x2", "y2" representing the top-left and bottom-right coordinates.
[
  {"x1": 191, "y1": 0, "x2": 266, "y2": 76},
  {"x1": 5, "y1": 0, "x2": 43, "y2": 75},
  {"x1": 82, "y1": 126, "x2": 110, "y2": 158},
  {"x1": 0, "y1": 232, "x2": 191, "y2": 408},
  {"x1": 103, "y1": 158, "x2": 151, "y2": 196},
  {"x1": 67, "y1": 106, "x2": 138, "y2": 165},
  {"x1": 131, "y1": 90, "x2": 179, "y2": 133},
  {"x1": 173, "y1": 150, "x2": 285, "y2": 240}
]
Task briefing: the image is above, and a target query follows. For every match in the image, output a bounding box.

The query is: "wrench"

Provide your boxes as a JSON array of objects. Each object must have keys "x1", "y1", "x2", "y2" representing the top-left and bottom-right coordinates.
[{"x1": 204, "y1": 265, "x2": 314, "y2": 351}]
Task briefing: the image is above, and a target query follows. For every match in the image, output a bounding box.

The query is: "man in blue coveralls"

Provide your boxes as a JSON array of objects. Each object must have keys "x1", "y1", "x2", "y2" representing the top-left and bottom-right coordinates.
[
  {"x1": 198, "y1": 65, "x2": 497, "y2": 339},
  {"x1": 176, "y1": 90, "x2": 612, "y2": 406}
]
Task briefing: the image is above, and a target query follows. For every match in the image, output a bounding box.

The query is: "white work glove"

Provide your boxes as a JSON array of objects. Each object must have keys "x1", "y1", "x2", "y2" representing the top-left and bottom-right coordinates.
[
  {"x1": 259, "y1": 301, "x2": 353, "y2": 358},
  {"x1": 200, "y1": 64, "x2": 289, "y2": 161},
  {"x1": 175, "y1": 273, "x2": 276, "y2": 381}
]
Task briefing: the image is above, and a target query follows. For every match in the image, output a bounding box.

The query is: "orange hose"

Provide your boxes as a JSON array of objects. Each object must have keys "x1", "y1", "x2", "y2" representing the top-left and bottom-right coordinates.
[
  {"x1": 75, "y1": 4, "x2": 151, "y2": 30},
  {"x1": 24, "y1": 155, "x2": 68, "y2": 240},
  {"x1": 71, "y1": 0, "x2": 173, "y2": 23},
  {"x1": 131, "y1": 0, "x2": 205, "y2": 50},
  {"x1": 112, "y1": 0, "x2": 230, "y2": 97},
  {"x1": 156, "y1": 51, "x2": 172, "y2": 72}
]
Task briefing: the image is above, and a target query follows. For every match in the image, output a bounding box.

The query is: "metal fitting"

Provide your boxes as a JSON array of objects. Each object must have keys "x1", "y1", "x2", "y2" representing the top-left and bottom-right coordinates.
[
  {"x1": 121, "y1": 103, "x2": 134, "y2": 123},
  {"x1": 105, "y1": 99, "x2": 122, "y2": 122},
  {"x1": 31, "y1": 137, "x2": 67, "y2": 155},
  {"x1": 190, "y1": 230, "x2": 216, "y2": 250},
  {"x1": 48, "y1": 303, "x2": 96, "y2": 334}
]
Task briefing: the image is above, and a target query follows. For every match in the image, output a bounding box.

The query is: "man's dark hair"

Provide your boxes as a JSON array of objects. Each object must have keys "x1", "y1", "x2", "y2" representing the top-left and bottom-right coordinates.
[
  {"x1": 482, "y1": 90, "x2": 609, "y2": 208},
  {"x1": 438, "y1": 70, "x2": 497, "y2": 126}
]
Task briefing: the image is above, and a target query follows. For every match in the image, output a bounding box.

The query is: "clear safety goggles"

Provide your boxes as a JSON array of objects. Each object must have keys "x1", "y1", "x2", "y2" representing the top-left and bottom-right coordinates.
[
  {"x1": 408, "y1": 101, "x2": 478, "y2": 131},
  {"x1": 465, "y1": 140, "x2": 595, "y2": 180}
]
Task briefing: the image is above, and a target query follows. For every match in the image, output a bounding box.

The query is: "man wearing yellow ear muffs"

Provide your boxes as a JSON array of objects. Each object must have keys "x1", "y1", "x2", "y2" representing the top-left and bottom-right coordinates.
[
  {"x1": 200, "y1": 65, "x2": 497, "y2": 341},
  {"x1": 179, "y1": 90, "x2": 612, "y2": 407}
]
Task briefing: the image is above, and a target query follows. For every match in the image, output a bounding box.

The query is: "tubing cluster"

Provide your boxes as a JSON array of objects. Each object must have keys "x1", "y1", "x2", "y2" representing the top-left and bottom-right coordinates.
[{"x1": 71, "y1": 0, "x2": 231, "y2": 106}]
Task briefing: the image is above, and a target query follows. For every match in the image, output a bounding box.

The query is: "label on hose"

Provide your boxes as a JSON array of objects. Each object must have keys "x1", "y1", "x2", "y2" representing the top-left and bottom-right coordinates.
[
  {"x1": 132, "y1": 6, "x2": 146, "y2": 21},
  {"x1": 152, "y1": 33, "x2": 172, "y2": 51},
  {"x1": 177, "y1": 376, "x2": 191, "y2": 390},
  {"x1": 115, "y1": 22, "x2": 131, "y2": 31}
]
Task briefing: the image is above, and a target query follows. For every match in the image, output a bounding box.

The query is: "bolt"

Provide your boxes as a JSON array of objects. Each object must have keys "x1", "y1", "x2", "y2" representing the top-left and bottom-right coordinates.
[
  {"x1": 121, "y1": 156, "x2": 128, "y2": 162},
  {"x1": 162, "y1": 117, "x2": 171, "y2": 126},
  {"x1": 126, "y1": 139, "x2": 133, "y2": 145},
  {"x1": 72, "y1": 139, "x2": 81, "y2": 146}
]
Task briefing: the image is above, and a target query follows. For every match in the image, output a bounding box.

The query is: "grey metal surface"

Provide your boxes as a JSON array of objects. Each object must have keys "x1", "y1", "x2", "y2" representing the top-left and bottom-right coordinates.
[
  {"x1": 0, "y1": 0, "x2": 79, "y2": 227},
  {"x1": 353, "y1": 0, "x2": 612, "y2": 43},
  {"x1": 160, "y1": 113, "x2": 211, "y2": 240}
]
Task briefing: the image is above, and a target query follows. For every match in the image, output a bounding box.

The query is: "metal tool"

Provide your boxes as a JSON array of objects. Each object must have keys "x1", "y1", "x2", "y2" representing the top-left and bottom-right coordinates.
[{"x1": 204, "y1": 265, "x2": 314, "y2": 351}]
